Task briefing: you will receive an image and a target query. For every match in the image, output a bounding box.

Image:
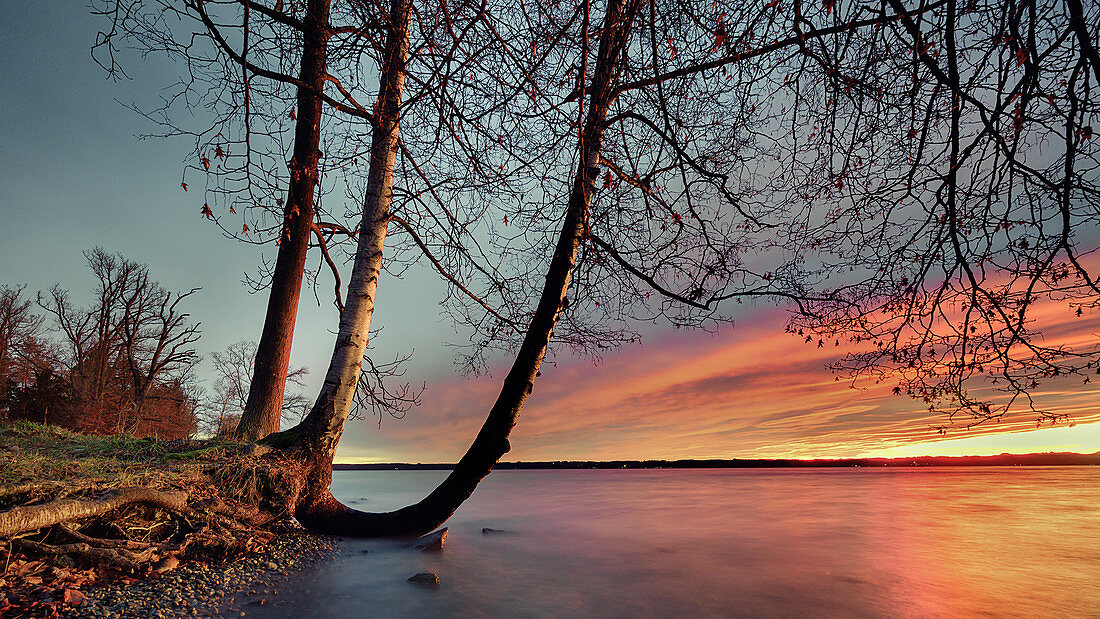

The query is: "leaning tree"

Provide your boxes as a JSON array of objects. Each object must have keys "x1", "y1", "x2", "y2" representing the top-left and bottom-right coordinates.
[{"x1": 42, "y1": 0, "x2": 1099, "y2": 542}]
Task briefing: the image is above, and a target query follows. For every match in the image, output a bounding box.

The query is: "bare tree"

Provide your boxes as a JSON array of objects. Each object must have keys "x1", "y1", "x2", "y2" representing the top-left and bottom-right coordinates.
[
  {"x1": 38, "y1": 249, "x2": 202, "y2": 435},
  {"x1": 208, "y1": 339, "x2": 309, "y2": 435},
  {"x1": 92, "y1": 0, "x2": 372, "y2": 440},
  {"x1": 0, "y1": 286, "x2": 46, "y2": 416},
  {"x1": 765, "y1": 0, "x2": 1100, "y2": 429},
  {"x1": 68, "y1": 0, "x2": 1099, "y2": 539}
]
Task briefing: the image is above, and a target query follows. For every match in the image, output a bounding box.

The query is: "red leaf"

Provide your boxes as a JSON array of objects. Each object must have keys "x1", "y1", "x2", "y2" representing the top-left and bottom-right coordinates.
[
  {"x1": 180, "y1": 182, "x2": 188, "y2": 191},
  {"x1": 215, "y1": 145, "x2": 225, "y2": 158},
  {"x1": 202, "y1": 157, "x2": 210, "y2": 170},
  {"x1": 201, "y1": 204, "x2": 213, "y2": 219},
  {"x1": 242, "y1": 223, "x2": 249, "y2": 233},
  {"x1": 289, "y1": 107, "x2": 296, "y2": 121}
]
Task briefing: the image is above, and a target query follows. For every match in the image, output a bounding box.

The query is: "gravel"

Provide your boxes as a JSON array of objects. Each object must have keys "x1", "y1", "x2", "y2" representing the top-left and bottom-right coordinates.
[{"x1": 70, "y1": 532, "x2": 339, "y2": 618}]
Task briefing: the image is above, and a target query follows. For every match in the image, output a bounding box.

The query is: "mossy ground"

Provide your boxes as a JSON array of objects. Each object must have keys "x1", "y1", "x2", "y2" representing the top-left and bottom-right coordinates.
[
  {"x1": 0, "y1": 422, "x2": 241, "y2": 510},
  {"x1": 0, "y1": 422, "x2": 303, "y2": 617}
]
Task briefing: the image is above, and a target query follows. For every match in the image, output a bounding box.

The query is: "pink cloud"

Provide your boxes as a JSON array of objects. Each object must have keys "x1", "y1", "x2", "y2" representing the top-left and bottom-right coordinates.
[{"x1": 336, "y1": 305, "x2": 1100, "y2": 463}]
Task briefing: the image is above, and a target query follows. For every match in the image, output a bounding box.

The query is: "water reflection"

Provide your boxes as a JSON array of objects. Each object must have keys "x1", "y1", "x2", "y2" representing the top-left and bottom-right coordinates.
[{"x1": 242, "y1": 468, "x2": 1100, "y2": 617}]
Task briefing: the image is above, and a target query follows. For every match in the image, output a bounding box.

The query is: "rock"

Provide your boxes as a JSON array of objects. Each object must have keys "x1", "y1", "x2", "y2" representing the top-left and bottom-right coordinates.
[
  {"x1": 241, "y1": 443, "x2": 273, "y2": 458},
  {"x1": 265, "y1": 562, "x2": 279, "y2": 571},
  {"x1": 411, "y1": 528, "x2": 447, "y2": 552},
  {"x1": 407, "y1": 572, "x2": 440, "y2": 588},
  {"x1": 154, "y1": 556, "x2": 180, "y2": 574},
  {"x1": 481, "y1": 527, "x2": 508, "y2": 535}
]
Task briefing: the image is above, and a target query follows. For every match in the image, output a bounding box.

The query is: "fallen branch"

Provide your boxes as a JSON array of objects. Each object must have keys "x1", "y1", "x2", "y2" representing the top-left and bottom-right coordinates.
[{"x1": 0, "y1": 488, "x2": 188, "y2": 538}]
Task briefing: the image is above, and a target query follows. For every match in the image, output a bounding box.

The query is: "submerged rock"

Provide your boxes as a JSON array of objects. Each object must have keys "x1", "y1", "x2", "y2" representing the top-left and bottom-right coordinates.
[
  {"x1": 411, "y1": 528, "x2": 447, "y2": 552},
  {"x1": 407, "y1": 572, "x2": 440, "y2": 588},
  {"x1": 481, "y1": 527, "x2": 508, "y2": 535}
]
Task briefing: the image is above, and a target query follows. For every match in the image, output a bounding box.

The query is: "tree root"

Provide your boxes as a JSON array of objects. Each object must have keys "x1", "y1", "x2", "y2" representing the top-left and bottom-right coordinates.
[
  {"x1": 0, "y1": 487, "x2": 189, "y2": 538},
  {"x1": 0, "y1": 480, "x2": 104, "y2": 509},
  {"x1": 11, "y1": 538, "x2": 144, "y2": 573},
  {"x1": 53, "y1": 524, "x2": 156, "y2": 551}
]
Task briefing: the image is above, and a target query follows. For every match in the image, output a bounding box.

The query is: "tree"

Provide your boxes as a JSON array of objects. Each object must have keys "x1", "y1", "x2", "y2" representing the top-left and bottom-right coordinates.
[
  {"x1": 38, "y1": 249, "x2": 202, "y2": 436},
  {"x1": 207, "y1": 340, "x2": 310, "y2": 436},
  {"x1": 0, "y1": 286, "x2": 46, "y2": 419},
  {"x1": 255, "y1": 0, "x2": 655, "y2": 534},
  {"x1": 281, "y1": 0, "x2": 1100, "y2": 534},
  {"x1": 61, "y1": 0, "x2": 1099, "y2": 540},
  {"x1": 93, "y1": 0, "x2": 362, "y2": 440},
  {"x1": 769, "y1": 0, "x2": 1100, "y2": 427}
]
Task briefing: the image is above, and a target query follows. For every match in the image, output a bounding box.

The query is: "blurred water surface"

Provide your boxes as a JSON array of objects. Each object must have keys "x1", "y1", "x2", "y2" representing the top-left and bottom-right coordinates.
[{"x1": 250, "y1": 467, "x2": 1100, "y2": 617}]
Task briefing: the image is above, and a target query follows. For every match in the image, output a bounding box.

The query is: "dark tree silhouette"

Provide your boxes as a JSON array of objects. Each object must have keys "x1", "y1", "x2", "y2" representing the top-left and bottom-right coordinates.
[{"x1": 770, "y1": 0, "x2": 1100, "y2": 428}]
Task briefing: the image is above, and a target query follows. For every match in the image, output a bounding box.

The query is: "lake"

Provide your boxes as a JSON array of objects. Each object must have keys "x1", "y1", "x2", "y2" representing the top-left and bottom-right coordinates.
[{"x1": 242, "y1": 467, "x2": 1100, "y2": 617}]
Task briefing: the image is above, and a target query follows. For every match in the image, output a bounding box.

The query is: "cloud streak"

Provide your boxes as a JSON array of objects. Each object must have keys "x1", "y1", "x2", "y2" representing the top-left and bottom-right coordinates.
[{"x1": 336, "y1": 307, "x2": 1100, "y2": 463}]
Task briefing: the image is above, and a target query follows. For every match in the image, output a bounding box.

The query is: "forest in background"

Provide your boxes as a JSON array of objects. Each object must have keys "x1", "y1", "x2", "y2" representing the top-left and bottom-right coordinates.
[{"x1": 0, "y1": 250, "x2": 308, "y2": 440}]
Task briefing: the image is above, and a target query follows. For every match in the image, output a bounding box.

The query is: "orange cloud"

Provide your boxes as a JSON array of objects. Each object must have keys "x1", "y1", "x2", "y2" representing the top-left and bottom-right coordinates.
[{"x1": 335, "y1": 305, "x2": 1100, "y2": 464}]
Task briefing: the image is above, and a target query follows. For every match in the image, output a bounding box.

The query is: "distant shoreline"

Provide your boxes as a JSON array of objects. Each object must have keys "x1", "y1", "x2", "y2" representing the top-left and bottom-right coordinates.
[{"x1": 334, "y1": 451, "x2": 1100, "y2": 470}]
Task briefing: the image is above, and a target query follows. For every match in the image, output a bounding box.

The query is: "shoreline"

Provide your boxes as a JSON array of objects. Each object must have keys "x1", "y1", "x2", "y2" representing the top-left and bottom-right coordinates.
[{"x1": 70, "y1": 531, "x2": 339, "y2": 618}]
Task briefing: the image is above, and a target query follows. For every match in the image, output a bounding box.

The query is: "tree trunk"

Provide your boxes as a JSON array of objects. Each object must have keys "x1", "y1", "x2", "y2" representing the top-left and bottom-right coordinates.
[
  {"x1": 258, "y1": 0, "x2": 411, "y2": 521},
  {"x1": 289, "y1": 0, "x2": 641, "y2": 536},
  {"x1": 236, "y1": 0, "x2": 333, "y2": 441}
]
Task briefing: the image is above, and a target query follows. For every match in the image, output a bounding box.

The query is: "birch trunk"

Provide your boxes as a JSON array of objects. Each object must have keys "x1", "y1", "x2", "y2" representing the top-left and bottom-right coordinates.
[
  {"x1": 236, "y1": 0, "x2": 333, "y2": 441},
  {"x1": 277, "y1": 0, "x2": 412, "y2": 522},
  {"x1": 292, "y1": 0, "x2": 642, "y2": 536}
]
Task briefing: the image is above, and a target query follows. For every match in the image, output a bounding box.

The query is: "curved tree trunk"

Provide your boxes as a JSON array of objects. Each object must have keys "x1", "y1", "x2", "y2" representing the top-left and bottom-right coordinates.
[
  {"x1": 289, "y1": 0, "x2": 642, "y2": 536},
  {"x1": 236, "y1": 0, "x2": 334, "y2": 441}
]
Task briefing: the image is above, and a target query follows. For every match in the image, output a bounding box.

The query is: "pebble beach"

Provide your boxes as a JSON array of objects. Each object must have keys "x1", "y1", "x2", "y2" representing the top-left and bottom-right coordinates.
[{"x1": 72, "y1": 533, "x2": 339, "y2": 617}]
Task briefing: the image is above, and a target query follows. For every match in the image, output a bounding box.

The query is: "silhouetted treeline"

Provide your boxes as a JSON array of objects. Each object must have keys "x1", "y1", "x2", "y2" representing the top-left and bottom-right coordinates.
[
  {"x1": 0, "y1": 249, "x2": 201, "y2": 439},
  {"x1": 334, "y1": 452, "x2": 1100, "y2": 470}
]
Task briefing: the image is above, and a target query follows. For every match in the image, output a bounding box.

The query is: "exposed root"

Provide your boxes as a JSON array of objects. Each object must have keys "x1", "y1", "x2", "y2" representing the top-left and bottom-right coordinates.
[
  {"x1": 11, "y1": 538, "x2": 145, "y2": 573},
  {"x1": 53, "y1": 524, "x2": 156, "y2": 551},
  {"x1": 0, "y1": 429, "x2": 308, "y2": 617},
  {"x1": 0, "y1": 487, "x2": 188, "y2": 538}
]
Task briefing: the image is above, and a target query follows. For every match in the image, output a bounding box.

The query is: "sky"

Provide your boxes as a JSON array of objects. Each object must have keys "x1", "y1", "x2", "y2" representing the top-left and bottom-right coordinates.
[{"x1": 2, "y1": 4, "x2": 1099, "y2": 463}]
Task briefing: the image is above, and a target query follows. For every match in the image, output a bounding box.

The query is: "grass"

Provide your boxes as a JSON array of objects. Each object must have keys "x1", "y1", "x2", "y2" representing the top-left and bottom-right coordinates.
[
  {"x1": 0, "y1": 422, "x2": 305, "y2": 517},
  {"x1": 0, "y1": 421, "x2": 241, "y2": 503}
]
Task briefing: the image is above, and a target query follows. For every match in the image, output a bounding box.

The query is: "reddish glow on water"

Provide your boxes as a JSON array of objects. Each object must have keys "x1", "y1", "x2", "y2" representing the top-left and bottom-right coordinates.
[{"x1": 245, "y1": 468, "x2": 1100, "y2": 616}]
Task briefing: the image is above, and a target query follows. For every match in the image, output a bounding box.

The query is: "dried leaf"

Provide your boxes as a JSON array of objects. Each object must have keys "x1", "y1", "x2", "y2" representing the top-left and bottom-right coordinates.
[{"x1": 63, "y1": 589, "x2": 88, "y2": 605}]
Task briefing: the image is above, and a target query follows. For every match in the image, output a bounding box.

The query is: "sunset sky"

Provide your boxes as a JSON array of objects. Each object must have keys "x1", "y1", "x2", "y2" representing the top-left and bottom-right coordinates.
[{"x1": 3, "y1": 4, "x2": 1099, "y2": 463}]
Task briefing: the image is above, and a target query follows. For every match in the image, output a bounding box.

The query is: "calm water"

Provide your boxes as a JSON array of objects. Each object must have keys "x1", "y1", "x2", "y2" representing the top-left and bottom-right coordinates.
[{"x1": 246, "y1": 467, "x2": 1100, "y2": 617}]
